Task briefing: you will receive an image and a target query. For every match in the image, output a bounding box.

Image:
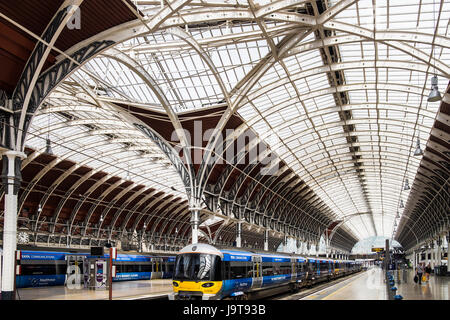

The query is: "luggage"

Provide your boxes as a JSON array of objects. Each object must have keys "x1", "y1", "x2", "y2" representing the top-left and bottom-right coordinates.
[{"x1": 413, "y1": 275, "x2": 418, "y2": 283}]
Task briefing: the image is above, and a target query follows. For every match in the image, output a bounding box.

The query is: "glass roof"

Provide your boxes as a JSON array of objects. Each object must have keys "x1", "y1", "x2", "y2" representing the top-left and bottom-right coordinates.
[
  {"x1": 26, "y1": 83, "x2": 187, "y2": 199},
  {"x1": 31, "y1": 0, "x2": 450, "y2": 243}
]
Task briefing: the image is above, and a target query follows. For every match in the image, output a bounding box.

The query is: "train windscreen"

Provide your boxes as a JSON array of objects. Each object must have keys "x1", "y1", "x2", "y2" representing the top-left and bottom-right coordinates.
[{"x1": 173, "y1": 253, "x2": 221, "y2": 281}]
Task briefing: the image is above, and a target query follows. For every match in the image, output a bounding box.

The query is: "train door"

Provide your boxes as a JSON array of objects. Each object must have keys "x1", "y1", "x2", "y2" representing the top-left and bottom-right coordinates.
[
  {"x1": 151, "y1": 257, "x2": 162, "y2": 279},
  {"x1": 65, "y1": 255, "x2": 85, "y2": 289},
  {"x1": 251, "y1": 256, "x2": 262, "y2": 289},
  {"x1": 162, "y1": 259, "x2": 167, "y2": 279},
  {"x1": 291, "y1": 258, "x2": 296, "y2": 281}
]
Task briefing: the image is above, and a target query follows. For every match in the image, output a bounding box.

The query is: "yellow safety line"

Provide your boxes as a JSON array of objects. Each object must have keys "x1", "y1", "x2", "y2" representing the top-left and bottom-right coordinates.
[
  {"x1": 321, "y1": 271, "x2": 369, "y2": 300},
  {"x1": 306, "y1": 271, "x2": 367, "y2": 300}
]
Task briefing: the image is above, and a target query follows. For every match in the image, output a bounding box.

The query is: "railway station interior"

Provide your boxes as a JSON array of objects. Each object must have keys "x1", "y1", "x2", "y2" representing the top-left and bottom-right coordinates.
[{"x1": 0, "y1": 0, "x2": 449, "y2": 306}]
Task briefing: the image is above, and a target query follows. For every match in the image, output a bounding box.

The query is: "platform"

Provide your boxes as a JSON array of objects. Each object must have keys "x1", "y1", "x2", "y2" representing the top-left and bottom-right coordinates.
[
  {"x1": 394, "y1": 269, "x2": 449, "y2": 300},
  {"x1": 301, "y1": 267, "x2": 386, "y2": 300},
  {"x1": 15, "y1": 279, "x2": 172, "y2": 300},
  {"x1": 301, "y1": 267, "x2": 449, "y2": 300}
]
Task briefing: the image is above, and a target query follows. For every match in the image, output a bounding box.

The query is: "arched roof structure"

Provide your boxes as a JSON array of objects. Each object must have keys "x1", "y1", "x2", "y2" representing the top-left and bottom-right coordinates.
[{"x1": 0, "y1": 0, "x2": 448, "y2": 253}]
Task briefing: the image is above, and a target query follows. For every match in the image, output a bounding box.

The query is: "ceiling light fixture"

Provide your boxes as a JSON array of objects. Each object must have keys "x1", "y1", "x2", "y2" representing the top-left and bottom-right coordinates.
[
  {"x1": 428, "y1": 0, "x2": 442, "y2": 103},
  {"x1": 45, "y1": 113, "x2": 53, "y2": 155},
  {"x1": 403, "y1": 178, "x2": 410, "y2": 191},
  {"x1": 428, "y1": 75, "x2": 442, "y2": 102},
  {"x1": 45, "y1": 138, "x2": 53, "y2": 155},
  {"x1": 414, "y1": 136, "x2": 423, "y2": 156}
]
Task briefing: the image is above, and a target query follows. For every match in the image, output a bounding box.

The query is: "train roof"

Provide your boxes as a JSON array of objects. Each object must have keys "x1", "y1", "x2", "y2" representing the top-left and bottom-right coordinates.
[{"x1": 178, "y1": 244, "x2": 359, "y2": 263}]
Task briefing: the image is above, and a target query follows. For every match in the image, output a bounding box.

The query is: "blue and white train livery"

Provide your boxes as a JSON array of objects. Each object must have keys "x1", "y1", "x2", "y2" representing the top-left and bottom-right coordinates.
[
  {"x1": 15, "y1": 250, "x2": 175, "y2": 288},
  {"x1": 170, "y1": 243, "x2": 362, "y2": 300}
]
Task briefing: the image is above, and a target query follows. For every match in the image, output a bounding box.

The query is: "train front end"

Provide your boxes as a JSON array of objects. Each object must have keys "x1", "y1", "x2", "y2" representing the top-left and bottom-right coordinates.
[{"x1": 169, "y1": 243, "x2": 223, "y2": 300}]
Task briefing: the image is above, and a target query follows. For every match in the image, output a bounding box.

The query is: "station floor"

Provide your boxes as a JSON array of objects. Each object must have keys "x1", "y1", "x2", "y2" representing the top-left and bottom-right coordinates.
[
  {"x1": 16, "y1": 279, "x2": 172, "y2": 300},
  {"x1": 301, "y1": 267, "x2": 449, "y2": 300}
]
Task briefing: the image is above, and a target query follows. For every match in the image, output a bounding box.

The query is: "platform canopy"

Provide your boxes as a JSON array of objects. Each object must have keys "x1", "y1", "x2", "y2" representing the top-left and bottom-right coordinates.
[{"x1": 1, "y1": 0, "x2": 449, "y2": 251}]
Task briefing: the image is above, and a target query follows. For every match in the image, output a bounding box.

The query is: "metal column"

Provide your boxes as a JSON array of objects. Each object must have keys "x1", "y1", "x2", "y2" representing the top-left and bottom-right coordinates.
[
  {"x1": 264, "y1": 229, "x2": 269, "y2": 251},
  {"x1": 236, "y1": 221, "x2": 242, "y2": 248},
  {"x1": 437, "y1": 237, "x2": 442, "y2": 268},
  {"x1": 447, "y1": 233, "x2": 450, "y2": 273},
  {"x1": 1, "y1": 151, "x2": 25, "y2": 300},
  {"x1": 190, "y1": 208, "x2": 200, "y2": 244},
  {"x1": 385, "y1": 239, "x2": 393, "y2": 300},
  {"x1": 430, "y1": 242, "x2": 435, "y2": 269}
]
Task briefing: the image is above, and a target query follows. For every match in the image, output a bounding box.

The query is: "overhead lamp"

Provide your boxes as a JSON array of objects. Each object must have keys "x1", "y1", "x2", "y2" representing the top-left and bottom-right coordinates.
[
  {"x1": 413, "y1": 137, "x2": 423, "y2": 156},
  {"x1": 427, "y1": 75, "x2": 442, "y2": 102},
  {"x1": 45, "y1": 138, "x2": 53, "y2": 155},
  {"x1": 403, "y1": 178, "x2": 410, "y2": 191},
  {"x1": 399, "y1": 200, "x2": 404, "y2": 209}
]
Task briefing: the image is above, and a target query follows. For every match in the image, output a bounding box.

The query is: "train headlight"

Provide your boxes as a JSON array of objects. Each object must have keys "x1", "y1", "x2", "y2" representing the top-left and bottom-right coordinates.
[
  {"x1": 173, "y1": 281, "x2": 179, "y2": 287},
  {"x1": 201, "y1": 282, "x2": 214, "y2": 288}
]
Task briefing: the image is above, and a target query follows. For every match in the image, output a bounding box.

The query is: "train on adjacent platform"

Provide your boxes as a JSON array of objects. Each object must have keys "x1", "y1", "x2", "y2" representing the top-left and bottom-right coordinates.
[
  {"x1": 170, "y1": 243, "x2": 362, "y2": 300},
  {"x1": 15, "y1": 250, "x2": 175, "y2": 288}
]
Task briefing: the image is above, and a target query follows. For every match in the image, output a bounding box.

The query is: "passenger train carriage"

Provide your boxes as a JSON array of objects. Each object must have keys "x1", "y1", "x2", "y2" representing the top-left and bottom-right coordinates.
[
  {"x1": 15, "y1": 250, "x2": 175, "y2": 288},
  {"x1": 170, "y1": 243, "x2": 362, "y2": 300}
]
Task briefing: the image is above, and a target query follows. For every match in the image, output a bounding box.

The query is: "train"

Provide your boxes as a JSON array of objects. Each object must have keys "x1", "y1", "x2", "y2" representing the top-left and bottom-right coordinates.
[
  {"x1": 169, "y1": 243, "x2": 363, "y2": 300},
  {"x1": 14, "y1": 250, "x2": 175, "y2": 288}
]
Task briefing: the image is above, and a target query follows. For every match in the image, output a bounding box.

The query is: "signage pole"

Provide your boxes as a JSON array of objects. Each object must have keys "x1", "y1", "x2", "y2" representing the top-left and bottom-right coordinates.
[
  {"x1": 13, "y1": 251, "x2": 17, "y2": 300},
  {"x1": 109, "y1": 248, "x2": 112, "y2": 301}
]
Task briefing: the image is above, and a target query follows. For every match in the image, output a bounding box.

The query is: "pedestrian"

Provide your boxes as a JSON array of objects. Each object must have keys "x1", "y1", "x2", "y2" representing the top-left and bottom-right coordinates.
[
  {"x1": 425, "y1": 263, "x2": 432, "y2": 282},
  {"x1": 416, "y1": 263, "x2": 424, "y2": 285}
]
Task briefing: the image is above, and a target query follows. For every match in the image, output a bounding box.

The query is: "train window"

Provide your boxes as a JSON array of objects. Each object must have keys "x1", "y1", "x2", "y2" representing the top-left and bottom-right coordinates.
[
  {"x1": 141, "y1": 264, "x2": 151, "y2": 272},
  {"x1": 262, "y1": 264, "x2": 274, "y2": 276},
  {"x1": 212, "y1": 256, "x2": 222, "y2": 281},
  {"x1": 230, "y1": 261, "x2": 247, "y2": 279},
  {"x1": 272, "y1": 262, "x2": 281, "y2": 275},
  {"x1": 21, "y1": 265, "x2": 65, "y2": 275},
  {"x1": 223, "y1": 261, "x2": 231, "y2": 280},
  {"x1": 280, "y1": 264, "x2": 291, "y2": 274},
  {"x1": 319, "y1": 263, "x2": 328, "y2": 271},
  {"x1": 173, "y1": 253, "x2": 221, "y2": 281}
]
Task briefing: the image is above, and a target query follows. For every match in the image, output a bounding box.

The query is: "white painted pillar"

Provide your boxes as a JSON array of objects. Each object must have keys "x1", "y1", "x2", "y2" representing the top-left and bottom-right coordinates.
[
  {"x1": 433, "y1": 241, "x2": 437, "y2": 269},
  {"x1": 0, "y1": 247, "x2": 2, "y2": 288},
  {"x1": 437, "y1": 238, "x2": 441, "y2": 267},
  {"x1": 413, "y1": 250, "x2": 416, "y2": 272},
  {"x1": 263, "y1": 229, "x2": 269, "y2": 251},
  {"x1": 447, "y1": 233, "x2": 450, "y2": 273},
  {"x1": 236, "y1": 221, "x2": 242, "y2": 248},
  {"x1": 190, "y1": 208, "x2": 200, "y2": 244},
  {"x1": 1, "y1": 151, "x2": 25, "y2": 300}
]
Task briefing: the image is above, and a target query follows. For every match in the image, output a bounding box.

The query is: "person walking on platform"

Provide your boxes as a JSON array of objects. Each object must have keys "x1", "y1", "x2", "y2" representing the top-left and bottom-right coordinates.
[
  {"x1": 416, "y1": 263, "x2": 424, "y2": 285},
  {"x1": 425, "y1": 263, "x2": 432, "y2": 282}
]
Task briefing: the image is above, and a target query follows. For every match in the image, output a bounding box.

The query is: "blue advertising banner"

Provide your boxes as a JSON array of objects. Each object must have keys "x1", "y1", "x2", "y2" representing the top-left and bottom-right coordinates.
[
  {"x1": 222, "y1": 253, "x2": 252, "y2": 262},
  {"x1": 113, "y1": 272, "x2": 151, "y2": 281},
  {"x1": 222, "y1": 278, "x2": 252, "y2": 296},
  {"x1": 16, "y1": 275, "x2": 66, "y2": 287},
  {"x1": 262, "y1": 274, "x2": 290, "y2": 287},
  {"x1": 261, "y1": 256, "x2": 290, "y2": 263},
  {"x1": 20, "y1": 251, "x2": 66, "y2": 261}
]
